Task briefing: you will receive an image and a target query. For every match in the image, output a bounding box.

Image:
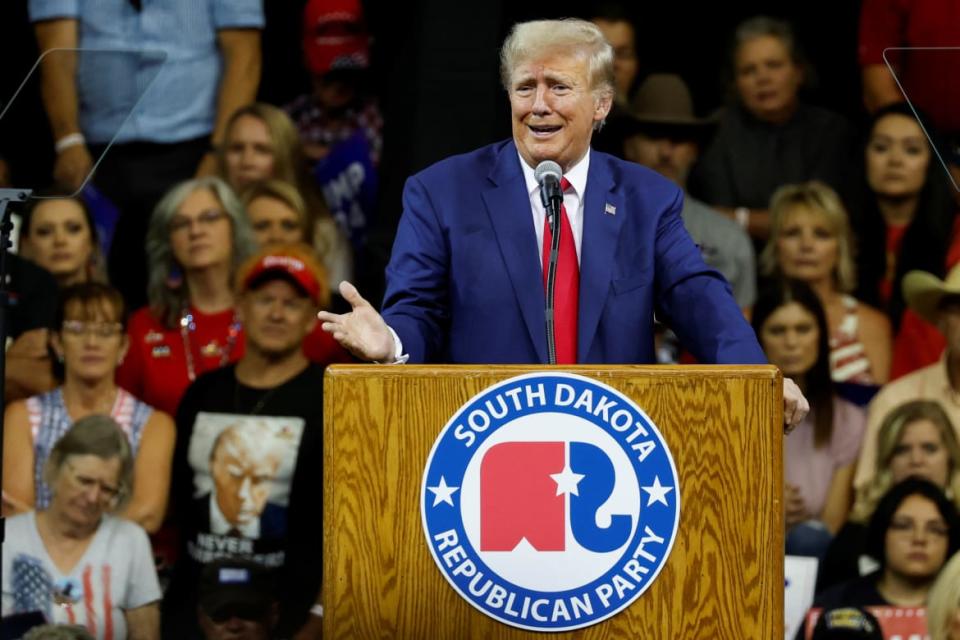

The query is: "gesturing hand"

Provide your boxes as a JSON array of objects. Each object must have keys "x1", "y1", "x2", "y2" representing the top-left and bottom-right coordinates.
[
  {"x1": 318, "y1": 281, "x2": 396, "y2": 363},
  {"x1": 782, "y1": 378, "x2": 809, "y2": 433}
]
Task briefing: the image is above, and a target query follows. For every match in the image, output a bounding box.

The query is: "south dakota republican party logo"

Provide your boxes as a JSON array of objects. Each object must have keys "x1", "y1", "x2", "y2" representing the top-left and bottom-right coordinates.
[{"x1": 420, "y1": 373, "x2": 680, "y2": 632}]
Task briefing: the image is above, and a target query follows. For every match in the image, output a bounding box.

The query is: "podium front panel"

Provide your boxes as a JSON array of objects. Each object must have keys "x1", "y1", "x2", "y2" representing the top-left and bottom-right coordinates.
[{"x1": 323, "y1": 365, "x2": 783, "y2": 639}]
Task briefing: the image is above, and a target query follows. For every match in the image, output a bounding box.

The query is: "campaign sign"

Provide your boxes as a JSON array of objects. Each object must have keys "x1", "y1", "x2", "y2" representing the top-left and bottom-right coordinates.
[{"x1": 421, "y1": 373, "x2": 680, "y2": 632}]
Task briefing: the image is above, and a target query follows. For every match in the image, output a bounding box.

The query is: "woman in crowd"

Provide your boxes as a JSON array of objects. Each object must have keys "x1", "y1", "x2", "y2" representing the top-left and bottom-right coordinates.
[
  {"x1": 818, "y1": 400, "x2": 960, "y2": 590},
  {"x1": 217, "y1": 103, "x2": 352, "y2": 288},
  {"x1": 1, "y1": 415, "x2": 162, "y2": 639},
  {"x1": 811, "y1": 478, "x2": 959, "y2": 611},
  {"x1": 3, "y1": 283, "x2": 174, "y2": 534},
  {"x1": 854, "y1": 102, "x2": 959, "y2": 377},
  {"x1": 752, "y1": 280, "x2": 866, "y2": 557},
  {"x1": 10, "y1": 189, "x2": 108, "y2": 401},
  {"x1": 117, "y1": 177, "x2": 256, "y2": 416},
  {"x1": 928, "y1": 551, "x2": 960, "y2": 640},
  {"x1": 762, "y1": 181, "x2": 892, "y2": 391},
  {"x1": 18, "y1": 188, "x2": 106, "y2": 288},
  {"x1": 691, "y1": 16, "x2": 853, "y2": 240}
]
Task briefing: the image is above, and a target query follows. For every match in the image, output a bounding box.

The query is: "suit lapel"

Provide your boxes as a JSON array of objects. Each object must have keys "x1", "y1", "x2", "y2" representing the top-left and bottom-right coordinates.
[
  {"x1": 480, "y1": 141, "x2": 548, "y2": 362},
  {"x1": 578, "y1": 151, "x2": 623, "y2": 360}
]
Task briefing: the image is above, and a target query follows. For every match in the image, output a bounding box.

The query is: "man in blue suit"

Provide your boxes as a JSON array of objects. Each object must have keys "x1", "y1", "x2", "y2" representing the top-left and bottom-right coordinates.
[{"x1": 320, "y1": 18, "x2": 808, "y2": 426}]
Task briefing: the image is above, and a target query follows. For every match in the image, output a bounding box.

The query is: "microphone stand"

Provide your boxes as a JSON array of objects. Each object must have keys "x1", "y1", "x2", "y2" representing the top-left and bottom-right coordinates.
[
  {"x1": 544, "y1": 195, "x2": 562, "y2": 366},
  {"x1": 0, "y1": 187, "x2": 33, "y2": 621}
]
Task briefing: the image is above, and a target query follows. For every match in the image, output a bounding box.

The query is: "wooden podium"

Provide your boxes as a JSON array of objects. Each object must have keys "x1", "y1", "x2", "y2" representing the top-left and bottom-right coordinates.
[{"x1": 323, "y1": 365, "x2": 783, "y2": 638}]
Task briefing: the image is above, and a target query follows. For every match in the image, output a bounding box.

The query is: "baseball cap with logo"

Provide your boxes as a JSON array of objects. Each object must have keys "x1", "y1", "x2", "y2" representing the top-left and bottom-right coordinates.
[
  {"x1": 236, "y1": 243, "x2": 329, "y2": 306},
  {"x1": 302, "y1": 0, "x2": 370, "y2": 76},
  {"x1": 811, "y1": 607, "x2": 883, "y2": 640},
  {"x1": 198, "y1": 558, "x2": 275, "y2": 622}
]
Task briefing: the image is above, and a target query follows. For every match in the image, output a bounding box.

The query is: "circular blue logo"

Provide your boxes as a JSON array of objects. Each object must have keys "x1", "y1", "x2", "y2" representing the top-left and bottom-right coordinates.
[{"x1": 421, "y1": 373, "x2": 681, "y2": 631}]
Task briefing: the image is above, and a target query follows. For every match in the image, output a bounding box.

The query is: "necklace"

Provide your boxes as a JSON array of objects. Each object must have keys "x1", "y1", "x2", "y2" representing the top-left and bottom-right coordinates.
[
  {"x1": 180, "y1": 307, "x2": 243, "y2": 382},
  {"x1": 234, "y1": 378, "x2": 282, "y2": 416}
]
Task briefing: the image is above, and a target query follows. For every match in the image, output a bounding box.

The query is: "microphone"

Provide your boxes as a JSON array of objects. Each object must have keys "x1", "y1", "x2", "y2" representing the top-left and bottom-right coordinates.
[
  {"x1": 535, "y1": 160, "x2": 563, "y2": 366},
  {"x1": 535, "y1": 160, "x2": 563, "y2": 216}
]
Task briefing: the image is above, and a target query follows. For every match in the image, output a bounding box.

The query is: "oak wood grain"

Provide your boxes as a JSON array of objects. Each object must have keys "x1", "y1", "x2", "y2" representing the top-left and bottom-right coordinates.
[{"x1": 323, "y1": 365, "x2": 783, "y2": 639}]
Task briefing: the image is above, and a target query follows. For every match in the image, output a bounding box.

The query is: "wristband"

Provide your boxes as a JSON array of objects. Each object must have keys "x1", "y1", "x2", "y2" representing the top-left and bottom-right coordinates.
[
  {"x1": 310, "y1": 604, "x2": 324, "y2": 618},
  {"x1": 55, "y1": 132, "x2": 86, "y2": 154},
  {"x1": 734, "y1": 207, "x2": 750, "y2": 229}
]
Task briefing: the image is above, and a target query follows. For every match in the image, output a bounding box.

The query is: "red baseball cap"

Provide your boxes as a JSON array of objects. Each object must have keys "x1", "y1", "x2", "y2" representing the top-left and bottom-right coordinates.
[
  {"x1": 302, "y1": 0, "x2": 370, "y2": 76},
  {"x1": 237, "y1": 244, "x2": 328, "y2": 306}
]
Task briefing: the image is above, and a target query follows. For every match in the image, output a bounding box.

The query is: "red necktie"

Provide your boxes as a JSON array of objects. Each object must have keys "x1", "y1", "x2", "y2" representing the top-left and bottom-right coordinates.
[{"x1": 542, "y1": 177, "x2": 578, "y2": 364}]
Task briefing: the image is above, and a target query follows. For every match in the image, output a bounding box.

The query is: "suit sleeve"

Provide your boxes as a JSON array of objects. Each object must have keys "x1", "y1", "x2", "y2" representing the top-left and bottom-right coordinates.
[
  {"x1": 654, "y1": 189, "x2": 767, "y2": 364},
  {"x1": 380, "y1": 175, "x2": 451, "y2": 363}
]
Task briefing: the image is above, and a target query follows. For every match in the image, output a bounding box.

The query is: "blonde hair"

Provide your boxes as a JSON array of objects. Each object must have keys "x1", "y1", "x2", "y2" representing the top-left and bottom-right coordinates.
[
  {"x1": 850, "y1": 400, "x2": 960, "y2": 523},
  {"x1": 242, "y1": 179, "x2": 312, "y2": 242},
  {"x1": 500, "y1": 19, "x2": 615, "y2": 129},
  {"x1": 218, "y1": 103, "x2": 304, "y2": 188},
  {"x1": 928, "y1": 551, "x2": 960, "y2": 640},
  {"x1": 761, "y1": 180, "x2": 857, "y2": 292}
]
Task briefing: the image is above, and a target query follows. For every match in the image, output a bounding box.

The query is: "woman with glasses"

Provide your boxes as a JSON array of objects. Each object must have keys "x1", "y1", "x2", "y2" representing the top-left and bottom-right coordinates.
[
  {"x1": 811, "y1": 478, "x2": 959, "y2": 612},
  {"x1": 1, "y1": 415, "x2": 161, "y2": 639},
  {"x1": 2, "y1": 283, "x2": 174, "y2": 534},
  {"x1": 116, "y1": 177, "x2": 256, "y2": 416},
  {"x1": 818, "y1": 400, "x2": 960, "y2": 591}
]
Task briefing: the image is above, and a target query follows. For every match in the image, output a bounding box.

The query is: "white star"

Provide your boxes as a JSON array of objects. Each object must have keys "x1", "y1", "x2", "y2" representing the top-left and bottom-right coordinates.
[
  {"x1": 642, "y1": 475, "x2": 673, "y2": 507},
  {"x1": 550, "y1": 466, "x2": 586, "y2": 496},
  {"x1": 427, "y1": 476, "x2": 459, "y2": 507}
]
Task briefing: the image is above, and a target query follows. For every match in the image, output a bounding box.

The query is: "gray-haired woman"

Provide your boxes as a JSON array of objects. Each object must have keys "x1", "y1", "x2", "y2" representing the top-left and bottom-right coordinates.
[
  {"x1": 116, "y1": 176, "x2": 256, "y2": 416},
  {"x1": 1, "y1": 415, "x2": 161, "y2": 640}
]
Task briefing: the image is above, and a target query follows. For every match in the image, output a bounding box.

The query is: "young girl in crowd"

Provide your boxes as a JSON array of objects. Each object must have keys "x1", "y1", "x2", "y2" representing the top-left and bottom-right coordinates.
[
  {"x1": 818, "y1": 400, "x2": 960, "y2": 591},
  {"x1": 3, "y1": 283, "x2": 174, "y2": 534},
  {"x1": 854, "y1": 102, "x2": 959, "y2": 377},
  {"x1": 811, "y1": 478, "x2": 959, "y2": 612},
  {"x1": 752, "y1": 280, "x2": 866, "y2": 557},
  {"x1": 762, "y1": 181, "x2": 891, "y2": 393},
  {"x1": 18, "y1": 189, "x2": 106, "y2": 287}
]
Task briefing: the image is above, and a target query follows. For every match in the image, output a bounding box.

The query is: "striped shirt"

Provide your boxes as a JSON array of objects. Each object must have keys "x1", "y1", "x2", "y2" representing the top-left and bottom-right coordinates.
[{"x1": 26, "y1": 388, "x2": 153, "y2": 509}]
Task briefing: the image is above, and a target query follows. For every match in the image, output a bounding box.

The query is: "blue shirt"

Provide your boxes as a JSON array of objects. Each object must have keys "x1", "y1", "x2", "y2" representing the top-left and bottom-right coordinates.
[{"x1": 29, "y1": 0, "x2": 263, "y2": 144}]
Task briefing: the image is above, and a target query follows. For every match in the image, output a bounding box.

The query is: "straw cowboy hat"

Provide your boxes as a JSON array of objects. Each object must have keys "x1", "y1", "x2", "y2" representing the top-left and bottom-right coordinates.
[{"x1": 903, "y1": 263, "x2": 960, "y2": 324}]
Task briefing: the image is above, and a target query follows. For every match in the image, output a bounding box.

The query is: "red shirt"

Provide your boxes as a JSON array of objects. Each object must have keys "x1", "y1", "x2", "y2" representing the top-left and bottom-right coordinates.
[
  {"x1": 890, "y1": 216, "x2": 960, "y2": 379},
  {"x1": 117, "y1": 306, "x2": 245, "y2": 416},
  {"x1": 859, "y1": 0, "x2": 960, "y2": 135}
]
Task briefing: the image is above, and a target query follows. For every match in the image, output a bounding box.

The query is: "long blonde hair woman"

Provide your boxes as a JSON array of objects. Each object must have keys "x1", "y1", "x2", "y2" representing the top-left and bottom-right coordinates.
[
  {"x1": 761, "y1": 180, "x2": 892, "y2": 385},
  {"x1": 928, "y1": 551, "x2": 960, "y2": 640}
]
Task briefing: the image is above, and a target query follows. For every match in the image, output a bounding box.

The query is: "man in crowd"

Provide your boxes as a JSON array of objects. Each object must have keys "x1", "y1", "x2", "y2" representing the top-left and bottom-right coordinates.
[
  {"x1": 28, "y1": 0, "x2": 263, "y2": 307},
  {"x1": 319, "y1": 18, "x2": 807, "y2": 426},
  {"x1": 165, "y1": 244, "x2": 326, "y2": 639},
  {"x1": 855, "y1": 263, "x2": 960, "y2": 490},
  {"x1": 618, "y1": 73, "x2": 755, "y2": 312}
]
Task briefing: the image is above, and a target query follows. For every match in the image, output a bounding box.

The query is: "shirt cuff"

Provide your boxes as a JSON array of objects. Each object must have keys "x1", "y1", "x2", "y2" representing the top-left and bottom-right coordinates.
[{"x1": 381, "y1": 326, "x2": 408, "y2": 364}]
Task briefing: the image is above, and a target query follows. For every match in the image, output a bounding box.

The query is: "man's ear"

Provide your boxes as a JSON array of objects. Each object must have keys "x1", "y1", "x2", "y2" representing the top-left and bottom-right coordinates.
[{"x1": 594, "y1": 92, "x2": 613, "y2": 123}]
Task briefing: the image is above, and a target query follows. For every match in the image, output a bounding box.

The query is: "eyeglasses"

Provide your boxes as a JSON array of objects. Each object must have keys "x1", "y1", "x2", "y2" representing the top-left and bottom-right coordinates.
[
  {"x1": 168, "y1": 209, "x2": 227, "y2": 234},
  {"x1": 889, "y1": 517, "x2": 950, "y2": 538},
  {"x1": 61, "y1": 320, "x2": 124, "y2": 339},
  {"x1": 63, "y1": 462, "x2": 122, "y2": 503}
]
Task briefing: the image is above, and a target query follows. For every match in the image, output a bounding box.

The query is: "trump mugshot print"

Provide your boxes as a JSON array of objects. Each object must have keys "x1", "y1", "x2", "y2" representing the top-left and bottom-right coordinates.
[{"x1": 421, "y1": 373, "x2": 681, "y2": 632}]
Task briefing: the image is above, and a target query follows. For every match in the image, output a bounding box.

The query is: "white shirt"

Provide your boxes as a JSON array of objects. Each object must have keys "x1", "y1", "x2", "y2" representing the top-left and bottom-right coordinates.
[
  {"x1": 519, "y1": 149, "x2": 590, "y2": 264},
  {"x1": 386, "y1": 150, "x2": 592, "y2": 362}
]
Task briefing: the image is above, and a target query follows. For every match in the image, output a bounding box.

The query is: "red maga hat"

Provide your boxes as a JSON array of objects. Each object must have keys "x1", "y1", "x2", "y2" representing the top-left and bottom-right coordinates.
[{"x1": 303, "y1": 0, "x2": 370, "y2": 76}]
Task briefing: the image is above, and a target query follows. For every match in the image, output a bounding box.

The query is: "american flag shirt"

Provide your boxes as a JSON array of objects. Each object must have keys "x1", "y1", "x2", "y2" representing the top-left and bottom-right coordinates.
[{"x1": 2, "y1": 513, "x2": 160, "y2": 640}]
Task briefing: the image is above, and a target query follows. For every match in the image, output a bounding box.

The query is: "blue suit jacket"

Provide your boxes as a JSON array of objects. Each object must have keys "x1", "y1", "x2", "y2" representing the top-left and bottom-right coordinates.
[{"x1": 381, "y1": 140, "x2": 766, "y2": 365}]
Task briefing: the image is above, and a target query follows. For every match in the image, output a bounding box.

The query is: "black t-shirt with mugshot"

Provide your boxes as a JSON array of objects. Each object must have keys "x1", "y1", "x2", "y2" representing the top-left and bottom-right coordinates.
[{"x1": 164, "y1": 363, "x2": 324, "y2": 637}]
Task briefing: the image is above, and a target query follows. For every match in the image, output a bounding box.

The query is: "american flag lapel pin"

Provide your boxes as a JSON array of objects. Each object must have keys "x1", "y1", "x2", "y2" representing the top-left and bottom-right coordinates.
[{"x1": 604, "y1": 203, "x2": 616, "y2": 216}]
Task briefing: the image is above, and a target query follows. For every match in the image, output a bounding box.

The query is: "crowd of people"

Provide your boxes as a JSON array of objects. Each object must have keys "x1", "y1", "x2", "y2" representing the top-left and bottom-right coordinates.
[{"x1": 2, "y1": 0, "x2": 960, "y2": 638}]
